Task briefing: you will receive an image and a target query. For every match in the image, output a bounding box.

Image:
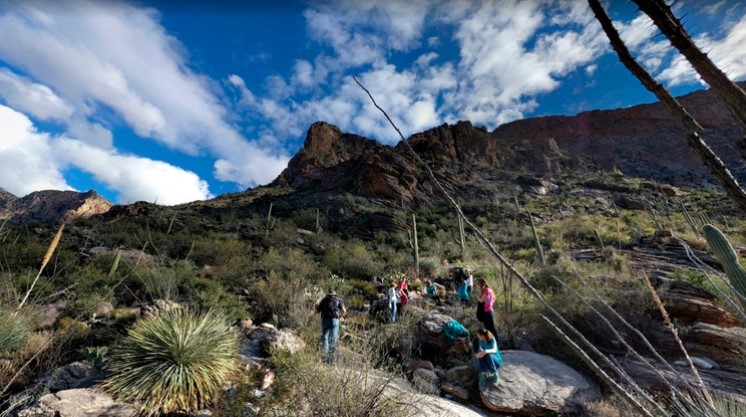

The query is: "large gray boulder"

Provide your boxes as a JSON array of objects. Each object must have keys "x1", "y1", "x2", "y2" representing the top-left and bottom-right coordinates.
[
  {"x1": 416, "y1": 313, "x2": 471, "y2": 358},
  {"x1": 480, "y1": 350, "x2": 600, "y2": 416},
  {"x1": 19, "y1": 388, "x2": 136, "y2": 417}
]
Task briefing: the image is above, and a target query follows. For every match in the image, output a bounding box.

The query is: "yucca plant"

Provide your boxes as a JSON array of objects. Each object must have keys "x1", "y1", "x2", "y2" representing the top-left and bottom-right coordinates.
[
  {"x1": 104, "y1": 308, "x2": 237, "y2": 415},
  {"x1": 0, "y1": 309, "x2": 31, "y2": 356}
]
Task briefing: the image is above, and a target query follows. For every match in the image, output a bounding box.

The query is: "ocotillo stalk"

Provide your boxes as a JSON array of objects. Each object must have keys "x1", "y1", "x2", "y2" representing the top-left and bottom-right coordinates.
[
  {"x1": 315, "y1": 208, "x2": 321, "y2": 234},
  {"x1": 529, "y1": 213, "x2": 545, "y2": 266},
  {"x1": 681, "y1": 202, "x2": 699, "y2": 235},
  {"x1": 412, "y1": 213, "x2": 420, "y2": 274},
  {"x1": 458, "y1": 211, "x2": 465, "y2": 256},
  {"x1": 265, "y1": 202, "x2": 273, "y2": 237},
  {"x1": 703, "y1": 224, "x2": 746, "y2": 307},
  {"x1": 593, "y1": 228, "x2": 605, "y2": 251}
]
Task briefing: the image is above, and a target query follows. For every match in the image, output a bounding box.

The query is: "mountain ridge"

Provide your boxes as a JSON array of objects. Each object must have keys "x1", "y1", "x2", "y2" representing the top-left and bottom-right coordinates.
[{"x1": 4, "y1": 82, "x2": 746, "y2": 225}]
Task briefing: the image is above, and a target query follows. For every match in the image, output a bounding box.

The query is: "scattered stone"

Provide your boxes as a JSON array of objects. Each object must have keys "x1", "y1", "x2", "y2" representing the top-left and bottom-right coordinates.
[
  {"x1": 655, "y1": 229, "x2": 673, "y2": 238},
  {"x1": 413, "y1": 369, "x2": 440, "y2": 395},
  {"x1": 446, "y1": 365, "x2": 475, "y2": 388},
  {"x1": 479, "y1": 350, "x2": 600, "y2": 416},
  {"x1": 19, "y1": 388, "x2": 136, "y2": 417},
  {"x1": 406, "y1": 360, "x2": 435, "y2": 373},
  {"x1": 441, "y1": 383, "x2": 470, "y2": 401},
  {"x1": 94, "y1": 302, "x2": 114, "y2": 318},
  {"x1": 33, "y1": 361, "x2": 101, "y2": 393},
  {"x1": 615, "y1": 195, "x2": 646, "y2": 210},
  {"x1": 297, "y1": 228, "x2": 315, "y2": 236},
  {"x1": 36, "y1": 301, "x2": 67, "y2": 329},
  {"x1": 660, "y1": 184, "x2": 685, "y2": 197}
]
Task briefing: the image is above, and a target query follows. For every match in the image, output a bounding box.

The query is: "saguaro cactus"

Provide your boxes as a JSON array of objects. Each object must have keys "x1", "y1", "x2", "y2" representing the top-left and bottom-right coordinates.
[{"x1": 703, "y1": 224, "x2": 746, "y2": 307}]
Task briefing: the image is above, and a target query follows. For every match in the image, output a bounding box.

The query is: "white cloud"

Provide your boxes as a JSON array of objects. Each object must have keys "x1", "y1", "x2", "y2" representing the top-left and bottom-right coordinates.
[
  {"x1": 0, "y1": 0, "x2": 288, "y2": 191},
  {"x1": 0, "y1": 68, "x2": 73, "y2": 121},
  {"x1": 54, "y1": 138, "x2": 212, "y2": 205},
  {"x1": 231, "y1": 0, "x2": 610, "y2": 145},
  {"x1": 0, "y1": 104, "x2": 71, "y2": 196},
  {"x1": 0, "y1": 104, "x2": 211, "y2": 205},
  {"x1": 658, "y1": 12, "x2": 746, "y2": 86}
]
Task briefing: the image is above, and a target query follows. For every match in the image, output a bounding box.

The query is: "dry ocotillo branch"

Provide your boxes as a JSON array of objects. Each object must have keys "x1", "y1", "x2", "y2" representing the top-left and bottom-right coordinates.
[
  {"x1": 540, "y1": 315, "x2": 656, "y2": 417},
  {"x1": 642, "y1": 271, "x2": 714, "y2": 407}
]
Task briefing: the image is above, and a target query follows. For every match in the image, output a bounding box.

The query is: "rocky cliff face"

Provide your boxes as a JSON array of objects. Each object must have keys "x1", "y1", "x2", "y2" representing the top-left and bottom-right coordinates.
[
  {"x1": 275, "y1": 83, "x2": 746, "y2": 204},
  {"x1": 0, "y1": 190, "x2": 113, "y2": 225}
]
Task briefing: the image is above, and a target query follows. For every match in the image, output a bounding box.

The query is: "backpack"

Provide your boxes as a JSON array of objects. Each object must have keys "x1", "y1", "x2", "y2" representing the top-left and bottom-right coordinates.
[
  {"x1": 443, "y1": 319, "x2": 470, "y2": 340},
  {"x1": 320, "y1": 295, "x2": 342, "y2": 318}
]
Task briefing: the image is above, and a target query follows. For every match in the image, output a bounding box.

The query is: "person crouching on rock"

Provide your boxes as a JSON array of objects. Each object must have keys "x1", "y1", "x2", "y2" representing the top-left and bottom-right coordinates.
[
  {"x1": 315, "y1": 290, "x2": 346, "y2": 363},
  {"x1": 457, "y1": 276, "x2": 470, "y2": 306},
  {"x1": 475, "y1": 328, "x2": 503, "y2": 384}
]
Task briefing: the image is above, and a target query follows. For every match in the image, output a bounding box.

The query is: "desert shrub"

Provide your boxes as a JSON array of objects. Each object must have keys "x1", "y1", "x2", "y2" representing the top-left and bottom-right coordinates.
[
  {"x1": 104, "y1": 309, "x2": 237, "y2": 415},
  {"x1": 0, "y1": 309, "x2": 32, "y2": 356},
  {"x1": 322, "y1": 240, "x2": 381, "y2": 280},
  {"x1": 265, "y1": 333, "x2": 417, "y2": 417},
  {"x1": 418, "y1": 258, "x2": 438, "y2": 278},
  {"x1": 346, "y1": 279, "x2": 378, "y2": 301}
]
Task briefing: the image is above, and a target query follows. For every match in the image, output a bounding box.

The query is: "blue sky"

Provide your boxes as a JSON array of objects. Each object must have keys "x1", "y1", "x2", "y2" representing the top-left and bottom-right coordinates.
[{"x1": 1, "y1": 0, "x2": 745, "y2": 205}]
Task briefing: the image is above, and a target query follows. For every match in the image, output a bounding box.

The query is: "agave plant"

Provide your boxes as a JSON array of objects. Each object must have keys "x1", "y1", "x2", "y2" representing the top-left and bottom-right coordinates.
[
  {"x1": 104, "y1": 308, "x2": 237, "y2": 415},
  {"x1": 0, "y1": 309, "x2": 31, "y2": 356}
]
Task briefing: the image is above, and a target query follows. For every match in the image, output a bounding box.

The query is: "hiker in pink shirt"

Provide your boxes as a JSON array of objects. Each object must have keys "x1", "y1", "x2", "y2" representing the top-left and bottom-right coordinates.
[{"x1": 476, "y1": 278, "x2": 499, "y2": 340}]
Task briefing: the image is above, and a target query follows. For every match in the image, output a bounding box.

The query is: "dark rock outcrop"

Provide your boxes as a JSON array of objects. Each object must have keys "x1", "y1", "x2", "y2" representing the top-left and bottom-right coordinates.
[{"x1": 0, "y1": 189, "x2": 112, "y2": 225}]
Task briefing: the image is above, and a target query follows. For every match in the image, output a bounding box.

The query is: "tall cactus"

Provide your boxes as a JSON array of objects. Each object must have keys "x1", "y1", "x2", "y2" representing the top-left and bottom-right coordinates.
[
  {"x1": 703, "y1": 224, "x2": 746, "y2": 307},
  {"x1": 529, "y1": 213, "x2": 546, "y2": 266}
]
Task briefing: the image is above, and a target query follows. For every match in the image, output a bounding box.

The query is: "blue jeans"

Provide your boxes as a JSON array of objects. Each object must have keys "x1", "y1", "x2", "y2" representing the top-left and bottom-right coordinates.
[
  {"x1": 389, "y1": 302, "x2": 397, "y2": 323},
  {"x1": 478, "y1": 354, "x2": 500, "y2": 374},
  {"x1": 321, "y1": 317, "x2": 339, "y2": 363}
]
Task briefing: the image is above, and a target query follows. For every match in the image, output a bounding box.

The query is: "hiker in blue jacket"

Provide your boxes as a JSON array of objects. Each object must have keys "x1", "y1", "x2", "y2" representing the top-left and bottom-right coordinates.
[{"x1": 475, "y1": 328, "x2": 503, "y2": 384}]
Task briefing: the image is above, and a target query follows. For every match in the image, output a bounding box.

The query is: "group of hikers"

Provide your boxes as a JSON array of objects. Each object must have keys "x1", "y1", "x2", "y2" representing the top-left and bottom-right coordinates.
[{"x1": 314, "y1": 265, "x2": 503, "y2": 384}]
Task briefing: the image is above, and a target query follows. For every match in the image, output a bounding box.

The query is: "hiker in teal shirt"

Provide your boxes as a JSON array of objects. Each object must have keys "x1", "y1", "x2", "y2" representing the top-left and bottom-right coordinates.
[
  {"x1": 457, "y1": 277, "x2": 470, "y2": 306},
  {"x1": 475, "y1": 328, "x2": 503, "y2": 384}
]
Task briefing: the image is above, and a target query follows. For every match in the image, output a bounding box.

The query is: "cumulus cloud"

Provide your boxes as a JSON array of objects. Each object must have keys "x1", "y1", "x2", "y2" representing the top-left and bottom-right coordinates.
[
  {"x1": 0, "y1": 0, "x2": 288, "y2": 193},
  {"x1": 0, "y1": 68, "x2": 73, "y2": 121},
  {"x1": 0, "y1": 104, "x2": 211, "y2": 205},
  {"x1": 0, "y1": 104, "x2": 71, "y2": 196},
  {"x1": 658, "y1": 13, "x2": 746, "y2": 86},
  {"x1": 234, "y1": 0, "x2": 609, "y2": 141}
]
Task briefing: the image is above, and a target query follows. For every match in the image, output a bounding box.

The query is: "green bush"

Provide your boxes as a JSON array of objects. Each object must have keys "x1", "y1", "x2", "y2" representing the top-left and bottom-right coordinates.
[
  {"x1": 104, "y1": 309, "x2": 237, "y2": 415},
  {"x1": 0, "y1": 309, "x2": 31, "y2": 356}
]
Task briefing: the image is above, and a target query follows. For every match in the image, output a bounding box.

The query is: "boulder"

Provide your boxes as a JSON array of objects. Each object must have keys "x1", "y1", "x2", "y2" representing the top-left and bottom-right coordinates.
[
  {"x1": 413, "y1": 369, "x2": 440, "y2": 395},
  {"x1": 446, "y1": 365, "x2": 475, "y2": 388},
  {"x1": 240, "y1": 324, "x2": 305, "y2": 366},
  {"x1": 480, "y1": 350, "x2": 600, "y2": 416},
  {"x1": 441, "y1": 383, "x2": 470, "y2": 401},
  {"x1": 416, "y1": 313, "x2": 471, "y2": 358},
  {"x1": 19, "y1": 388, "x2": 136, "y2": 417},
  {"x1": 406, "y1": 360, "x2": 435, "y2": 373},
  {"x1": 33, "y1": 361, "x2": 101, "y2": 393}
]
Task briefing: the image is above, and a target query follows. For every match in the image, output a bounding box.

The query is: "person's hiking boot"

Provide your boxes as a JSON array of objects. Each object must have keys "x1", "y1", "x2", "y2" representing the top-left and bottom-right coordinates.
[
  {"x1": 491, "y1": 373, "x2": 499, "y2": 383},
  {"x1": 479, "y1": 373, "x2": 488, "y2": 384}
]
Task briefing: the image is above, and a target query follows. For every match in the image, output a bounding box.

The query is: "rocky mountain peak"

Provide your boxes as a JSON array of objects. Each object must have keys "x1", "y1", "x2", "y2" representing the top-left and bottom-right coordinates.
[{"x1": 0, "y1": 189, "x2": 113, "y2": 225}]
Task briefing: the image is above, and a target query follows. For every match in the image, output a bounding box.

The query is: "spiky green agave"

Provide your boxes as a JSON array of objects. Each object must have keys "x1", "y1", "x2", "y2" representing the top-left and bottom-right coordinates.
[
  {"x1": 0, "y1": 310, "x2": 31, "y2": 356},
  {"x1": 104, "y1": 308, "x2": 237, "y2": 415},
  {"x1": 702, "y1": 224, "x2": 746, "y2": 308}
]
